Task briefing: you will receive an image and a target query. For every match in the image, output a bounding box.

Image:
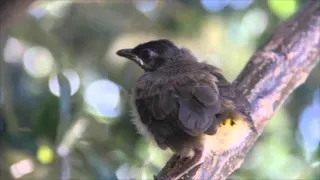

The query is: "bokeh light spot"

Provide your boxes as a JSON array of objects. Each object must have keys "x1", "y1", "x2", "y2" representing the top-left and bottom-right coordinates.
[
  {"x1": 116, "y1": 163, "x2": 138, "y2": 180},
  {"x1": 29, "y1": 0, "x2": 72, "y2": 19},
  {"x1": 46, "y1": 0, "x2": 72, "y2": 18},
  {"x1": 36, "y1": 145, "x2": 54, "y2": 164},
  {"x1": 135, "y1": 0, "x2": 157, "y2": 14},
  {"x1": 4, "y1": 37, "x2": 25, "y2": 63},
  {"x1": 268, "y1": 0, "x2": 298, "y2": 20},
  {"x1": 10, "y1": 159, "x2": 34, "y2": 179},
  {"x1": 23, "y1": 46, "x2": 54, "y2": 78},
  {"x1": 49, "y1": 69, "x2": 80, "y2": 96},
  {"x1": 84, "y1": 79, "x2": 121, "y2": 118},
  {"x1": 228, "y1": 22, "x2": 250, "y2": 46},
  {"x1": 56, "y1": 145, "x2": 69, "y2": 157},
  {"x1": 299, "y1": 89, "x2": 320, "y2": 158},
  {"x1": 229, "y1": 0, "x2": 254, "y2": 10},
  {"x1": 28, "y1": 5, "x2": 48, "y2": 19},
  {"x1": 242, "y1": 8, "x2": 268, "y2": 37},
  {"x1": 201, "y1": 0, "x2": 229, "y2": 12}
]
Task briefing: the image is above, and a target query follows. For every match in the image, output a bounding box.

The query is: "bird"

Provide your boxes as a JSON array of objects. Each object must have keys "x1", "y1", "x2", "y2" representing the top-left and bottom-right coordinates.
[{"x1": 116, "y1": 39, "x2": 256, "y2": 180}]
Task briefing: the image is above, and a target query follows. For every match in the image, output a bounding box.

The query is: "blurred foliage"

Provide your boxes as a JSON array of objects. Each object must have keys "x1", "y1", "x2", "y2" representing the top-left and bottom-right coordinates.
[
  {"x1": 268, "y1": 0, "x2": 299, "y2": 20},
  {"x1": 0, "y1": 0, "x2": 319, "y2": 180}
]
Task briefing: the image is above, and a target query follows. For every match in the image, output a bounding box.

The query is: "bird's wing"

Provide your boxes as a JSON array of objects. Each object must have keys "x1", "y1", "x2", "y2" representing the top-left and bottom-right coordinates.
[
  {"x1": 134, "y1": 91, "x2": 177, "y2": 149},
  {"x1": 134, "y1": 79, "x2": 222, "y2": 141},
  {"x1": 174, "y1": 82, "x2": 222, "y2": 136},
  {"x1": 206, "y1": 65, "x2": 254, "y2": 126}
]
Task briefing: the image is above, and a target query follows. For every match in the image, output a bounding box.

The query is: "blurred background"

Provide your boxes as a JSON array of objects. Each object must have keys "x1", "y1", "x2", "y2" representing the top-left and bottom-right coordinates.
[{"x1": 0, "y1": 0, "x2": 319, "y2": 179}]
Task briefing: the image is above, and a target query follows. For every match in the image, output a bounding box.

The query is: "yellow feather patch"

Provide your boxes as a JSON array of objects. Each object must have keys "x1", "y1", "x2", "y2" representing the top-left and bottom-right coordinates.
[{"x1": 202, "y1": 118, "x2": 251, "y2": 153}]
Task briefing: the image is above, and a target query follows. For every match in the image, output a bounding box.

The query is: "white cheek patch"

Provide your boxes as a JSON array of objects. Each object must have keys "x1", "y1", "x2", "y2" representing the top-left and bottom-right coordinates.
[
  {"x1": 137, "y1": 58, "x2": 144, "y2": 66},
  {"x1": 133, "y1": 57, "x2": 144, "y2": 67}
]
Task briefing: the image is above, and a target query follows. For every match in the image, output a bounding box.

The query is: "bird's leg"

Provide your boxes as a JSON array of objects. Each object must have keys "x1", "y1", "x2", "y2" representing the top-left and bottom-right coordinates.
[{"x1": 162, "y1": 148, "x2": 205, "y2": 180}]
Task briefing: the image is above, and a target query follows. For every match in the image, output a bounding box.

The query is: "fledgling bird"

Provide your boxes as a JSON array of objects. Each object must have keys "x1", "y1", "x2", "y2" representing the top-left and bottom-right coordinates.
[{"x1": 116, "y1": 39, "x2": 256, "y2": 180}]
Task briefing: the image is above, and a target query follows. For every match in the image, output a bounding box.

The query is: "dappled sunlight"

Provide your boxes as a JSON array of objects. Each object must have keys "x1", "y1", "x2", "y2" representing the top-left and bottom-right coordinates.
[
  {"x1": 135, "y1": 0, "x2": 158, "y2": 14},
  {"x1": 299, "y1": 89, "x2": 320, "y2": 160},
  {"x1": 229, "y1": 0, "x2": 254, "y2": 10},
  {"x1": 268, "y1": 0, "x2": 298, "y2": 20},
  {"x1": 23, "y1": 46, "x2": 54, "y2": 78},
  {"x1": 201, "y1": 0, "x2": 254, "y2": 12},
  {"x1": 48, "y1": 69, "x2": 80, "y2": 96},
  {"x1": 4, "y1": 37, "x2": 26, "y2": 64},
  {"x1": 242, "y1": 8, "x2": 269, "y2": 37},
  {"x1": 10, "y1": 159, "x2": 34, "y2": 179},
  {"x1": 29, "y1": 0, "x2": 72, "y2": 19},
  {"x1": 200, "y1": 0, "x2": 229, "y2": 12},
  {"x1": 84, "y1": 79, "x2": 121, "y2": 118}
]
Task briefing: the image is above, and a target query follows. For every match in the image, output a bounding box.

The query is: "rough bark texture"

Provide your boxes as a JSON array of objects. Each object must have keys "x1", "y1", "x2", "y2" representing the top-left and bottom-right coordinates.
[{"x1": 158, "y1": 1, "x2": 320, "y2": 179}]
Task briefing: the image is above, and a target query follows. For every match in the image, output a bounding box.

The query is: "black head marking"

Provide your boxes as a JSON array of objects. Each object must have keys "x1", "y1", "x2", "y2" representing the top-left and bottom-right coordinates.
[
  {"x1": 131, "y1": 39, "x2": 179, "y2": 56},
  {"x1": 116, "y1": 39, "x2": 181, "y2": 71}
]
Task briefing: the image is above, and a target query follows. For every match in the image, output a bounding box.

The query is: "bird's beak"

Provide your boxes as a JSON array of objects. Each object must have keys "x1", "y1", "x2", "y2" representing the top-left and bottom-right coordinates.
[
  {"x1": 116, "y1": 49, "x2": 145, "y2": 69},
  {"x1": 116, "y1": 49, "x2": 135, "y2": 59}
]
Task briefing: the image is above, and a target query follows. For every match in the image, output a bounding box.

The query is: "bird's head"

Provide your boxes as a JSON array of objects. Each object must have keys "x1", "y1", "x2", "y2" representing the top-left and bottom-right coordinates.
[{"x1": 116, "y1": 39, "x2": 181, "y2": 72}]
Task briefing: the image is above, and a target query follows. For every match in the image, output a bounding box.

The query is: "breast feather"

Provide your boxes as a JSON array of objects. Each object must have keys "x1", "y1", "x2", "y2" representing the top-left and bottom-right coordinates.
[{"x1": 129, "y1": 91, "x2": 153, "y2": 140}]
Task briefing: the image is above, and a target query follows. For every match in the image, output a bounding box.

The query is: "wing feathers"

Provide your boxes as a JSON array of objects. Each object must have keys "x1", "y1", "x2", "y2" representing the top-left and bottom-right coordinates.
[
  {"x1": 193, "y1": 85, "x2": 219, "y2": 106},
  {"x1": 135, "y1": 80, "x2": 222, "y2": 137},
  {"x1": 133, "y1": 64, "x2": 253, "y2": 145}
]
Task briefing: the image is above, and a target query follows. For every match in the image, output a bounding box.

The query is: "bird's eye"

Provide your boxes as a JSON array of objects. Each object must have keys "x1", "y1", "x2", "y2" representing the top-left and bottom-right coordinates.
[{"x1": 140, "y1": 49, "x2": 152, "y2": 60}]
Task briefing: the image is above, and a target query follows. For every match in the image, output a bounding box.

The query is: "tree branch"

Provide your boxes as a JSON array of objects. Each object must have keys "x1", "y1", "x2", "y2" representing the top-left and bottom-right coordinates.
[{"x1": 158, "y1": 1, "x2": 320, "y2": 179}]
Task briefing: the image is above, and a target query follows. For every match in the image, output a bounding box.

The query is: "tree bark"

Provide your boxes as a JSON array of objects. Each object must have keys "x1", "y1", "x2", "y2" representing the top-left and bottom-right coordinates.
[{"x1": 158, "y1": 0, "x2": 320, "y2": 179}]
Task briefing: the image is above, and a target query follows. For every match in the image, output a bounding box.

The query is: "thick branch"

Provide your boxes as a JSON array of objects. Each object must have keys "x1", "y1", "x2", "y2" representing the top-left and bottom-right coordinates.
[{"x1": 158, "y1": 1, "x2": 320, "y2": 179}]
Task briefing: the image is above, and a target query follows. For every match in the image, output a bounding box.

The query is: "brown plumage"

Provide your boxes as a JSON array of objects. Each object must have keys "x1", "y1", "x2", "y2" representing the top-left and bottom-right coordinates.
[{"x1": 117, "y1": 39, "x2": 256, "y2": 180}]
